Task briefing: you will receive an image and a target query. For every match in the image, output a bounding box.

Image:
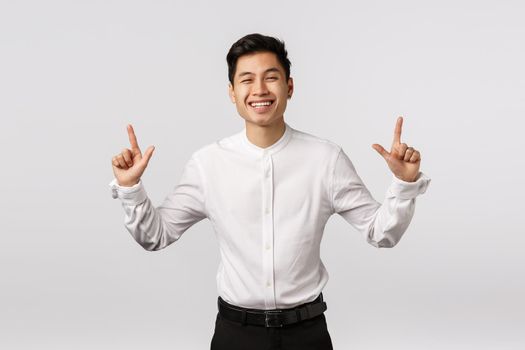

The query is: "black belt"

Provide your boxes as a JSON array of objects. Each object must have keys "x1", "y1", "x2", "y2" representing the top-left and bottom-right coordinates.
[{"x1": 217, "y1": 293, "x2": 327, "y2": 328}]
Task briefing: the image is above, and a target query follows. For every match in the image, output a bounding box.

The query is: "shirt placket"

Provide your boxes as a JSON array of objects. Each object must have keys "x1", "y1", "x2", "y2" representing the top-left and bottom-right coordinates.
[{"x1": 261, "y1": 150, "x2": 276, "y2": 309}]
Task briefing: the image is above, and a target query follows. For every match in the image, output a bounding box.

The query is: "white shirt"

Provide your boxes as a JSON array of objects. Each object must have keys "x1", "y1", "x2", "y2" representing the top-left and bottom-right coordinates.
[{"x1": 109, "y1": 122, "x2": 431, "y2": 309}]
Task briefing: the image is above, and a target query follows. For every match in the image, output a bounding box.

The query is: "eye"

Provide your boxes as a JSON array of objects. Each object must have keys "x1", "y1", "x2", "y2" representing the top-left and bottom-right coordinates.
[
  {"x1": 266, "y1": 76, "x2": 278, "y2": 81},
  {"x1": 241, "y1": 79, "x2": 252, "y2": 83}
]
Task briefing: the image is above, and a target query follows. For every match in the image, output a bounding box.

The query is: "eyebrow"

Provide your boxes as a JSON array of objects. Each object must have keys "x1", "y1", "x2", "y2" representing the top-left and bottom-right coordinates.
[{"x1": 237, "y1": 67, "x2": 281, "y2": 78}]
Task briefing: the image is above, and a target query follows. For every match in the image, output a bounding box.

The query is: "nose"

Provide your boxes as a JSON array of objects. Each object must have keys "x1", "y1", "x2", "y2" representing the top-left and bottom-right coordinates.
[{"x1": 252, "y1": 78, "x2": 269, "y2": 96}]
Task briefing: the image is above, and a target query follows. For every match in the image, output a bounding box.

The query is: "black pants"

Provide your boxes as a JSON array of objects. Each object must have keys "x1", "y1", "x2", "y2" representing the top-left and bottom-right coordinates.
[{"x1": 210, "y1": 298, "x2": 334, "y2": 350}]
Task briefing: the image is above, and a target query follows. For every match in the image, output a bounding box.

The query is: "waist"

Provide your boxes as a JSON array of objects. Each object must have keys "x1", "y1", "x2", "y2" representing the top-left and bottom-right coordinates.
[
  {"x1": 217, "y1": 293, "x2": 327, "y2": 327},
  {"x1": 219, "y1": 293, "x2": 324, "y2": 312}
]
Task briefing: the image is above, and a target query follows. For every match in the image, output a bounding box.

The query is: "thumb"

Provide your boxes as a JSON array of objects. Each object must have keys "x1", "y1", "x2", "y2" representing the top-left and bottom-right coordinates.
[
  {"x1": 141, "y1": 145, "x2": 155, "y2": 166},
  {"x1": 372, "y1": 143, "x2": 389, "y2": 160}
]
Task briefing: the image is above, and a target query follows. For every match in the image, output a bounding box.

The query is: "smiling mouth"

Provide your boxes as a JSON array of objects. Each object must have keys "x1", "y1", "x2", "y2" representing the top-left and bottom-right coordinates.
[
  {"x1": 248, "y1": 100, "x2": 275, "y2": 114},
  {"x1": 249, "y1": 100, "x2": 274, "y2": 108}
]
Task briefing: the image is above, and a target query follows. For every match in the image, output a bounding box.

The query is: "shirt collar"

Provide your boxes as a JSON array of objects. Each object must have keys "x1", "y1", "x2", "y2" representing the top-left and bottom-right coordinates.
[{"x1": 239, "y1": 122, "x2": 293, "y2": 157}]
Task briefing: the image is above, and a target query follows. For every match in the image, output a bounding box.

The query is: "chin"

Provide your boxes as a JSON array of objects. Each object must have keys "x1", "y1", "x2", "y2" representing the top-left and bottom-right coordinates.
[{"x1": 248, "y1": 117, "x2": 279, "y2": 127}]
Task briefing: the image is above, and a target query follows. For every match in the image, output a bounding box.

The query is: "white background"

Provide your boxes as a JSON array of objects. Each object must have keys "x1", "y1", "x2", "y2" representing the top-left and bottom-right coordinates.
[{"x1": 1, "y1": 0, "x2": 524, "y2": 349}]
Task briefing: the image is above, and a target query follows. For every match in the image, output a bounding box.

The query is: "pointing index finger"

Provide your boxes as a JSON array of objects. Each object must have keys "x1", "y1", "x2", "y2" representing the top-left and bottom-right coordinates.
[
  {"x1": 393, "y1": 116, "x2": 403, "y2": 144},
  {"x1": 127, "y1": 124, "x2": 141, "y2": 152}
]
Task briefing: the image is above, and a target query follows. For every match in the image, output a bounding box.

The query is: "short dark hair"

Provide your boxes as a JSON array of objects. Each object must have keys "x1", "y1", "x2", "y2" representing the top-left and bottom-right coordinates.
[{"x1": 226, "y1": 33, "x2": 291, "y2": 85}]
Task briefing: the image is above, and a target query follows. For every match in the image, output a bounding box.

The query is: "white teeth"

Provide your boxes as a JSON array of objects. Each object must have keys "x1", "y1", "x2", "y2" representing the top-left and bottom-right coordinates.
[{"x1": 250, "y1": 101, "x2": 272, "y2": 107}]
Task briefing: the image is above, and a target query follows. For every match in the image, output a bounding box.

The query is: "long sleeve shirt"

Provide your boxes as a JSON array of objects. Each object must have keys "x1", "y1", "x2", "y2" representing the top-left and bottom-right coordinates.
[{"x1": 108, "y1": 122, "x2": 431, "y2": 309}]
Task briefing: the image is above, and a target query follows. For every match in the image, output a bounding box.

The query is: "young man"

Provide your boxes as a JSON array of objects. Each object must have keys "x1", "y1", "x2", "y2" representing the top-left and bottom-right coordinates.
[{"x1": 109, "y1": 33, "x2": 431, "y2": 350}]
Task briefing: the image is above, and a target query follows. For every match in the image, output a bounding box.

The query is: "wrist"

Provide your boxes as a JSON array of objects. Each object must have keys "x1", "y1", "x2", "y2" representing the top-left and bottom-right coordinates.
[
  {"x1": 117, "y1": 179, "x2": 140, "y2": 187},
  {"x1": 394, "y1": 174, "x2": 417, "y2": 183}
]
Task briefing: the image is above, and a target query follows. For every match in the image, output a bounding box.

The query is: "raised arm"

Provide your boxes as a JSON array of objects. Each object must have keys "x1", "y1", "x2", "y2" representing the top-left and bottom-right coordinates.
[
  {"x1": 332, "y1": 117, "x2": 430, "y2": 248},
  {"x1": 109, "y1": 125, "x2": 207, "y2": 251}
]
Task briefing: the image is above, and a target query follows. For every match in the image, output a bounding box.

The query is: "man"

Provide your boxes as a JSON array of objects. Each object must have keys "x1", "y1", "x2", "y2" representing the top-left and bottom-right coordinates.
[{"x1": 109, "y1": 33, "x2": 431, "y2": 350}]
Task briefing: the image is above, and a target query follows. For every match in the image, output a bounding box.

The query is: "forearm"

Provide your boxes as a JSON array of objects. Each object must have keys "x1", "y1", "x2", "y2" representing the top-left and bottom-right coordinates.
[
  {"x1": 122, "y1": 198, "x2": 177, "y2": 251},
  {"x1": 366, "y1": 196, "x2": 416, "y2": 248},
  {"x1": 110, "y1": 179, "x2": 177, "y2": 251},
  {"x1": 365, "y1": 172, "x2": 430, "y2": 248}
]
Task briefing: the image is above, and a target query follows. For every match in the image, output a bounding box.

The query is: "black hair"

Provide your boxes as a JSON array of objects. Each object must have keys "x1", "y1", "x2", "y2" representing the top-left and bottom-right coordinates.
[{"x1": 226, "y1": 33, "x2": 291, "y2": 85}]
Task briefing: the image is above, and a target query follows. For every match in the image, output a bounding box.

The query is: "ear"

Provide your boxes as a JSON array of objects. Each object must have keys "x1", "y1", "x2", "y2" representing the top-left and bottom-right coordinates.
[
  {"x1": 228, "y1": 83, "x2": 236, "y2": 104},
  {"x1": 287, "y1": 77, "x2": 294, "y2": 99}
]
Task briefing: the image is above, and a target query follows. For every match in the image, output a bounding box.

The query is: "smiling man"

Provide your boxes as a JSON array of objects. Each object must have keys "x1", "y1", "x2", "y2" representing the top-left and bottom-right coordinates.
[{"x1": 109, "y1": 33, "x2": 431, "y2": 350}]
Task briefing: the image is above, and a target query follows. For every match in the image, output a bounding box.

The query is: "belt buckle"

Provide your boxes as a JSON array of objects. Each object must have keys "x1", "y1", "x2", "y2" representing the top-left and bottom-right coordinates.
[{"x1": 264, "y1": 310, "x2": 283, "y2": 328}]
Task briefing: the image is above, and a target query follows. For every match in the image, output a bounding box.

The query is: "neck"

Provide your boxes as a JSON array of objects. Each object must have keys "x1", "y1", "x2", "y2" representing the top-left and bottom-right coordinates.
[{"x1": 245, "y1": 118, "x2": 286, "y2": 149}]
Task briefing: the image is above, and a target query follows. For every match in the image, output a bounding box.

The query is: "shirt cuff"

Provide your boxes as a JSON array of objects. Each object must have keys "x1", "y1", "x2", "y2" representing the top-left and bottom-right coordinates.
[
  {"x1": 388, "y1": 172, "x2": 431, "y2": 199},
  {"x1": 108, "y1": 178, "x2": 148, "y2": 205}
]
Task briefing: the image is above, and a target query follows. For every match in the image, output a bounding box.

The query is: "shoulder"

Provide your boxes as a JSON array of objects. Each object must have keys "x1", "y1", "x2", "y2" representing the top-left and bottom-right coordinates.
[
  {"x1": 188, "y1": 129, "x2": 242, "y2": 161},
  {"x1": 289, "y1": 126, "x2": 342, "y2": 157}
]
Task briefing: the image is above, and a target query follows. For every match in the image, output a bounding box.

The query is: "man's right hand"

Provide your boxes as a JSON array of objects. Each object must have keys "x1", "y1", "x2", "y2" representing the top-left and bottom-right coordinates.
[{"x1": 111, "y1": 124, "x2": 155, "y2": 187}]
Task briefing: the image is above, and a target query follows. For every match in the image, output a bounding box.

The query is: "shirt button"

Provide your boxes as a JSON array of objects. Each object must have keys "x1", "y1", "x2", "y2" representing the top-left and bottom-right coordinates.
[
  {"x1": 266, "y1": 281, "x2": 271, "y2": 287},
  {"x1": 265, "y1": 207, "x2": 269, "y2": 214},
  {"x1": 265, "y1": 245, "x2": 271, "y2": 250}
]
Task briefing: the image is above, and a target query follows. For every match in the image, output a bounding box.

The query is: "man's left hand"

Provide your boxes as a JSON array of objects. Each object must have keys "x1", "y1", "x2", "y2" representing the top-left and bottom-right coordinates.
[{"x1": 372, "y1": 116, "x2": 421, "y2": 182}]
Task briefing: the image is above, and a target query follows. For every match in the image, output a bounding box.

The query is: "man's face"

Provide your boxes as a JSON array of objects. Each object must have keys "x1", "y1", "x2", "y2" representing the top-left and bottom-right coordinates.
[{"x1": 229, "y1": 51, "x2": 293, "y2": 127}]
